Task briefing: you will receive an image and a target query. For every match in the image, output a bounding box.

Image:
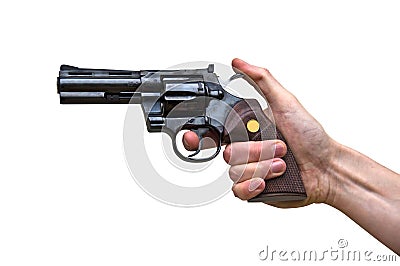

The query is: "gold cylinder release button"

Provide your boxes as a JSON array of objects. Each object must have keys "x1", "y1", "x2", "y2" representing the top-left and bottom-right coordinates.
[{"x1": 246, "y1": 119, "x2": 260, "y2": 133}]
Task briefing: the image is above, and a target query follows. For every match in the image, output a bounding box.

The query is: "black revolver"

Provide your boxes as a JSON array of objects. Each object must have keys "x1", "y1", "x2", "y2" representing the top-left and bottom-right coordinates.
[{"x1": 57, "y1": 64, "x2": 306, "y2": 202}]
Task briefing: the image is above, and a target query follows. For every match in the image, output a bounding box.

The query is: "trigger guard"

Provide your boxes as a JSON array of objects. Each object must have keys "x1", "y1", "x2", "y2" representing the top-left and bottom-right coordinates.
[
  {"x1": 171, "y1": 116, "x2": 223, "y2": 163},
  {"x1": 188, "y1": 149, "x2": 201, "y2": 158}
]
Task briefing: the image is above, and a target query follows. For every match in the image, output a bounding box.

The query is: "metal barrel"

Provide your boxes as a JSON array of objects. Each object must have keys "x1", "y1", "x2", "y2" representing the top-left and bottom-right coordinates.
[{"x1": 57, "y1": 65, "x2": 143, "y2": 104}]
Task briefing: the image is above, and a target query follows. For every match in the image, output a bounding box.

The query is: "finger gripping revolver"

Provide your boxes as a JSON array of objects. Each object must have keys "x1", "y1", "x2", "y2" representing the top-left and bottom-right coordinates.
[{"x1": 57, "y1": 64, "x2": 306, "y2": 202}]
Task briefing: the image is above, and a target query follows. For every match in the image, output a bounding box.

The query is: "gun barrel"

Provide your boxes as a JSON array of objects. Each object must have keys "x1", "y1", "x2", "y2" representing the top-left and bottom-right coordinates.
[{"x1": 57, "y1": 65, "x2": 143, "y2": 104}]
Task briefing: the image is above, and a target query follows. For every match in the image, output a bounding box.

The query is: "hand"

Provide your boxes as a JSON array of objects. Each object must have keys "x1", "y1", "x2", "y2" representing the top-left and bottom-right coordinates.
[
  {"x1": 184, "y1": 59, "x2": 400, "y2": 254},
  {"x1": 184, "y1": 58, "x2": 339, "y2": 208},
  {"x1": 229, "y1": 58, "x2": 342, "y2": 208}
]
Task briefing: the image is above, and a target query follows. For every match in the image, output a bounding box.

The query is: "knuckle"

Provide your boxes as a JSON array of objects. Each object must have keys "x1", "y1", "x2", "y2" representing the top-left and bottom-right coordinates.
[
  {"x1": 250, "y1": 143, "x2": 263, "y2": 161},
  {"x1": 261, "y1": 140, "x2": 275, "y2": 157},
  {"x1": 229, "y1": 166, "x2": 242, "y2": 182},
  {"x1": 262, "y1": 67, "x2": 271, "y2": 76},
  {"x1": 260, "y1": 160, "x2": 271, "y2": 176},
  {"x1": 253, "y1": 67, "x2": 270, "y2": 81}
]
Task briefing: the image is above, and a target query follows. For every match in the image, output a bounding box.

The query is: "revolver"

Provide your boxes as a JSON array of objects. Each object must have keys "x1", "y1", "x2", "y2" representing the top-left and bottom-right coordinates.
[{"x1": 57, "y1": 64, "x2": 306, "y2": 202}]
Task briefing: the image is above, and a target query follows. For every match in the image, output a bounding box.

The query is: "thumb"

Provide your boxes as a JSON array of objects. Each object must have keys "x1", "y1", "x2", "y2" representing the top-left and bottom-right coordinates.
[{"x1": 231, "y1": 58, "x2": 297, "y2": 113}]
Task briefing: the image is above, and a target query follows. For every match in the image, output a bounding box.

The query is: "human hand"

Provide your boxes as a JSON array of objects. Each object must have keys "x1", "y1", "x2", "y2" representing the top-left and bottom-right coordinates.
[
  {"x1": 184, "y1": 58, "x2": 339, "y2": 208},
  {"x1": 184, "y1": 59, "x2": 400, "y2": 253},
  {"x1": 228, "y1": 58, "x2": 341, "y2": 207}
]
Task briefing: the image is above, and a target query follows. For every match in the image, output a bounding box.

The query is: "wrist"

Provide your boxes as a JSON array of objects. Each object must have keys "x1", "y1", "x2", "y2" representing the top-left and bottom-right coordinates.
[
  {"x1": 324, "y1": 141, "x2": 396, "y2": 208},
  {"x1": 317, "y1": 140, "x2": 343, "y2": 206},
  {"x1": 323, "y1": 141, "x2": 347, "y2": 207},
  {"x1": 323, "y1": 142, "x2": 370, "y2": 209}
]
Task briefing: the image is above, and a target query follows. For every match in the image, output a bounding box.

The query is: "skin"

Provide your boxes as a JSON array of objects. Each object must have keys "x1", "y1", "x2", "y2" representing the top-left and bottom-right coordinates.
[{"x1": 183, "y1": 58, "x2": 400, "y2": 254}]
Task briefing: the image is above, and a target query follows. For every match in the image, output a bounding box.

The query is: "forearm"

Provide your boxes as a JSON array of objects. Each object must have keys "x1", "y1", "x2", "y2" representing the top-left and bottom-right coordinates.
[{"x1": 327, "y1": 143, "x2": 400, "y2": 254}]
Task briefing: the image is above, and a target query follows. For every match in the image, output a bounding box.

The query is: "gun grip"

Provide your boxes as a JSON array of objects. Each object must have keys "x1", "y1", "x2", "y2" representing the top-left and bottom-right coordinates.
[
  {"x1": 222, "y1": 99, "x2": 307, "y2": 203},
  {"x1": 248, "y1": 128, "x2": 307, "y2": 202}
]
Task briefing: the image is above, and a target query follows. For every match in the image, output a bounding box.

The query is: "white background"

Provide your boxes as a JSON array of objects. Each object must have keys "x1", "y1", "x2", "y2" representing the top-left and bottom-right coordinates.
[{"x1": 0, "y1": 0, "x2": 399, "y2": 265}]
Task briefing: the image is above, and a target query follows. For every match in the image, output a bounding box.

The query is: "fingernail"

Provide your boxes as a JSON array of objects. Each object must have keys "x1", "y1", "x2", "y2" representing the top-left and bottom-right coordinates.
[
  {"x1": 271, "y1": 160, "x2": 285, "y2": 174},
  {"x1": 274, "y1": 142, "x2": 285, "y2": 157},
  {"x1": 249, "y1": 178, "x2": 264, "y2": 192}
]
